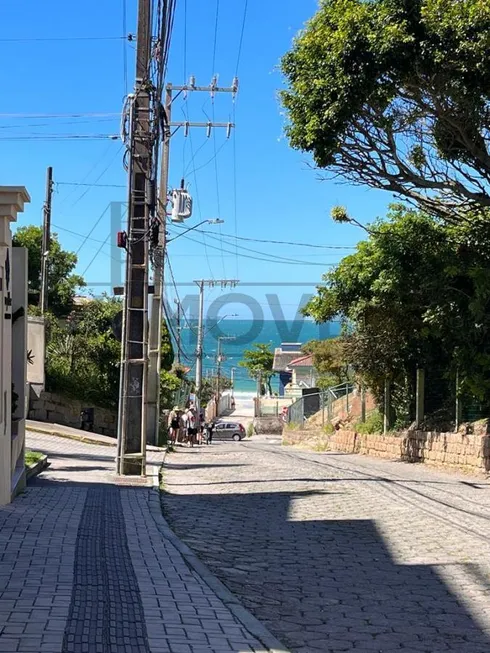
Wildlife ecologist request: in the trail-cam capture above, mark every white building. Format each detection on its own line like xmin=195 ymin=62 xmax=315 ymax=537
xmin=0 ymin=186 xmax=30 ymax=505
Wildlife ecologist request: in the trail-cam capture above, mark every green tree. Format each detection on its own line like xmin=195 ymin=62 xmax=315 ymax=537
xmin=13 ymin=225 xmax=85 ymax=316
xmin=303 ymin=338 xmax=351 ymax=388
xmin=281 ymin=0 xmax=490 ymax=221
xmin=46 ymin=296 xmax=122 ymax=407
xmin=304 ymin=205 xmax=490 ymax=421
xmin=239 ymin=343 xmax=275 ymax=395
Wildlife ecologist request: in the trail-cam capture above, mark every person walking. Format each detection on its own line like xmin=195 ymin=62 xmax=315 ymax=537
xmin=168 ymin=407 xmax=180 ymax=445
xmin=186 ymin=404 xmax=198 ymax=447
xmin=205 ymin=419 xmax=215 ymax=445
xmin=181 ymin=409 xmax=189 ymax=446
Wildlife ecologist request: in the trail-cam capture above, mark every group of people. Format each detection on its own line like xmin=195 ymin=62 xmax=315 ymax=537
xmin=168 ymin=404 xmax=216 ymax=447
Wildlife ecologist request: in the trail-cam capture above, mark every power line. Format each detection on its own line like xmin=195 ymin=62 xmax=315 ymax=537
xmin=211 ymin=0 xmax=220 ymax=73
xmin=187 ymin=229 xmax=338 ymax=265
xmin=179 ymin=232 xmax=335 ymax=266
xmin=0 ymin=134 xmax=119 ymax=141
xmin=172 ymin=225 xmax=356 ymax=250
xmin=0 ymin=112 xmax=120 ymax=118
xmin=122 ymin=0 xmax=129 ymax=95
xmin=56 ymin=181 xmax=126 ymax=188
xmin=70 ymin=144 xmax=125 ymax=208
xmin=1 ymin=35 xmax=129 ymax=43
xmin=235 ymin=0 xmax=249 ymax=75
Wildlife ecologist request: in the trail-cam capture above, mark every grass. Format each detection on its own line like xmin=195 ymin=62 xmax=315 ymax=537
xmin=25 ymin=450 xmax=44 ymax=467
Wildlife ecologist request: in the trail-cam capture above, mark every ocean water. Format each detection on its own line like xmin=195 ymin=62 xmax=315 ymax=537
xmin=179 ymin=319 xmax=340 ymax=392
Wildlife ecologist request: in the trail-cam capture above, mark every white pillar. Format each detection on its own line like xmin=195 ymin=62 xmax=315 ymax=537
xmin=0 ymin=187 xmax=30 ymax=505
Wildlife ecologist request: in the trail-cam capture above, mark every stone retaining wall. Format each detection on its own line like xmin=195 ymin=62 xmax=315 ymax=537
xmin=283 ymin=428 xmax=490 ymax=475
xmin=28 ymin=391 xmax=117 ymax=437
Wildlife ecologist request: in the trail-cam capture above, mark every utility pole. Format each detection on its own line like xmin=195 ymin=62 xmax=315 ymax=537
xmin=39 ymin=166 xmax=53 ymax=315
xmin=194 ymin=279 xmax=239 ymax=413
xmin=175 ymin=299 xmax=181 ymax=364
xmin=146 ymin=86 xmax=172 ymax=445
xmin=146 ymin=78 xmax=237 ymax=442
xmin=117 ymin=0 xmax=152 ymax=475
xmin=216 ymin=336 xmax=235 ymax=413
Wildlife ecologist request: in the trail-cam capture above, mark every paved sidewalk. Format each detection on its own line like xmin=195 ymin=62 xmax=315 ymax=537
xmin=162 ymin=437 xmax=490 ymax=653
xmin=0 ymin=432 xmax=274 ymax=653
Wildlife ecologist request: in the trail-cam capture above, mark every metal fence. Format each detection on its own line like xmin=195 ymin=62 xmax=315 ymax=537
xmin=287 ymin=383 xmax=355 ymax=429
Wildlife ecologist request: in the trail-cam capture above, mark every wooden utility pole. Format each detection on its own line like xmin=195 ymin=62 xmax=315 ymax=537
xmin=117 ymin=0 xmax=152 ymax=475
xmin=39 ymin=166 xmax=53 ymax=314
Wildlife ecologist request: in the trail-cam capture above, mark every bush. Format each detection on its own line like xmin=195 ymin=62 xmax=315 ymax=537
xmin=323 ymin=423 xmax=334 ymax=434
xmin=355 ymin=410 xmax=383 ymax=434
xmin=246 ymin=422 xmax=254 ymax=437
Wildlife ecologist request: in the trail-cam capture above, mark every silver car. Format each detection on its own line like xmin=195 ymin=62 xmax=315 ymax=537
xmin=213 ymin=421 xmax=246 ymax=441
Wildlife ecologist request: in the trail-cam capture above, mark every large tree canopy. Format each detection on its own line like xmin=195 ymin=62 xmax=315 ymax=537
xmin=281 ymin=0 xmax=490 ymax=221
xmin=304 ymin=205 xmax=490 ymax=421
xmin=13 ymin=225 xmax=85 ymax=316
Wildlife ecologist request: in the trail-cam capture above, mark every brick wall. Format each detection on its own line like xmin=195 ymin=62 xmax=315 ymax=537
xmin=28 ymin=391 xmax=117 ymax=437
xmin=284 ymin=428 xmax=490 ymax=475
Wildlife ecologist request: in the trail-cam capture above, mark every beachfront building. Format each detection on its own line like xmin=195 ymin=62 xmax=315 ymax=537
xmin=272 ymin=342 xmax=303 ymax=396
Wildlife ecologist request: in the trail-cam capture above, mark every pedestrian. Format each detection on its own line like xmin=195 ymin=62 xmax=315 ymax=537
xmin=186 ymin=404 xmax=198 ymax=447
xmin=198 ymin=410 xmax=205 ymax=445
xmin=205 ymin=419 xmax=215 ymax=445
xmin=168 ymin=406 xmax=180 ymax=445
xmin=181 ymin=409 xmax=189 ymax=445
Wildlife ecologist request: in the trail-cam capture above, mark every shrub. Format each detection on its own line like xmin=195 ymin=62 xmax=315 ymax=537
xmin=355 ymin=410 xmax=383 ymax=434
xmin=246 ymin=422 xmax=254 ymax=437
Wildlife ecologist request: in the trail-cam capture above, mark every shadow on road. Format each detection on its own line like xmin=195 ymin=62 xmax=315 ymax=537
xmin=162 ymin=487 xmax=490 ymax=652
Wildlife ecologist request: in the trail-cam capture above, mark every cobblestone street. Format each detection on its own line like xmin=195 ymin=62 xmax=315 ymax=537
xmin=161 ymin=437 xmax=490 ymax=653
xmin=0 ymin=432 xmax=269 ymax=653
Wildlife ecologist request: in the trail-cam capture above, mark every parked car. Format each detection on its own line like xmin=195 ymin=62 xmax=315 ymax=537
xmin=213 ymin=421 xmax=246 ymax=441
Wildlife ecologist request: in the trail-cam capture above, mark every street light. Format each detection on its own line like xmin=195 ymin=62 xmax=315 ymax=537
xmin=167 ymin=218 xmax=224 ymax=243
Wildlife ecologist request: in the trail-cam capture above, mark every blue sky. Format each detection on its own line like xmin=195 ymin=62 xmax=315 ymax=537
xmin=1 ymin=0 xmax=392 ymax=321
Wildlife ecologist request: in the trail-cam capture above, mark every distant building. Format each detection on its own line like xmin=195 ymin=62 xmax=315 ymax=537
xmin=286 ymin=354 xmax=317 ymax=390
xmin=272 ymin=343 xmax=303 ymax=396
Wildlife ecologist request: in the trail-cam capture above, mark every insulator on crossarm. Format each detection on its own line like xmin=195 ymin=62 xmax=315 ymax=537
xmin=184 ymin=121 xmax=190 ymax=137
xmin=232 ymin=77 xmax=239 ymax=99
xmin=189 ymin=75 xmax=196 ymax=89
xmin=210 ymin=75 xmax=218 ymax=98
xmin=206 ymin=123 xmax=212 ymax=138
xmin=226 ymin=123 xmax=232 ymax=139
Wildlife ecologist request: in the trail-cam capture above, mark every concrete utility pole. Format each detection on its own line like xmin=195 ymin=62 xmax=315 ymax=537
xmin=216 ymin=336 xmax=235 ymax=412
xmin=174 ymin=299 xmax=181 ymax=364
xmin=146 ymin=78 xmax=237 ymax=443
xmin=117 ymin=0 xmax=152 ymax=475
xmin=231 ymin=367 xmax=236 ymax=400
xmin=146 ymin=86 xmax=172 ymax=446
xmin=194 ymin=279 xmax=239 ymax=412
xmin=39 ymin=166 xmax=53 ymax=315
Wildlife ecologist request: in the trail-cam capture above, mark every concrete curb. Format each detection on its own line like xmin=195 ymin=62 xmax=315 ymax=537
xmin=149 ymin=458 xmax=290 ymax=653
xmin=26 ymin=454 xmax=48 ymax=480
xmin=27 ymin=424 xmax=167 ymax=454
xmin=27 ymin=425 xmax=116 ymax=448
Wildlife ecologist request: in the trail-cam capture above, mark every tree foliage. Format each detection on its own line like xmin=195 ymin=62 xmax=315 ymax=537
xmin=239 ymin=343 xmax=275 ymax=395
xmin=304 ymin=205 xmax=490 ymax=421
xmin=281 ymin=0 xmax=490 ymax=221
xmin=46 ymin=296 xmax=122 ymax=407
xmin=13 ymin=225 xmax=85 ymax=316
xmin=303 ymin=338 xmax=351 ymax=388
